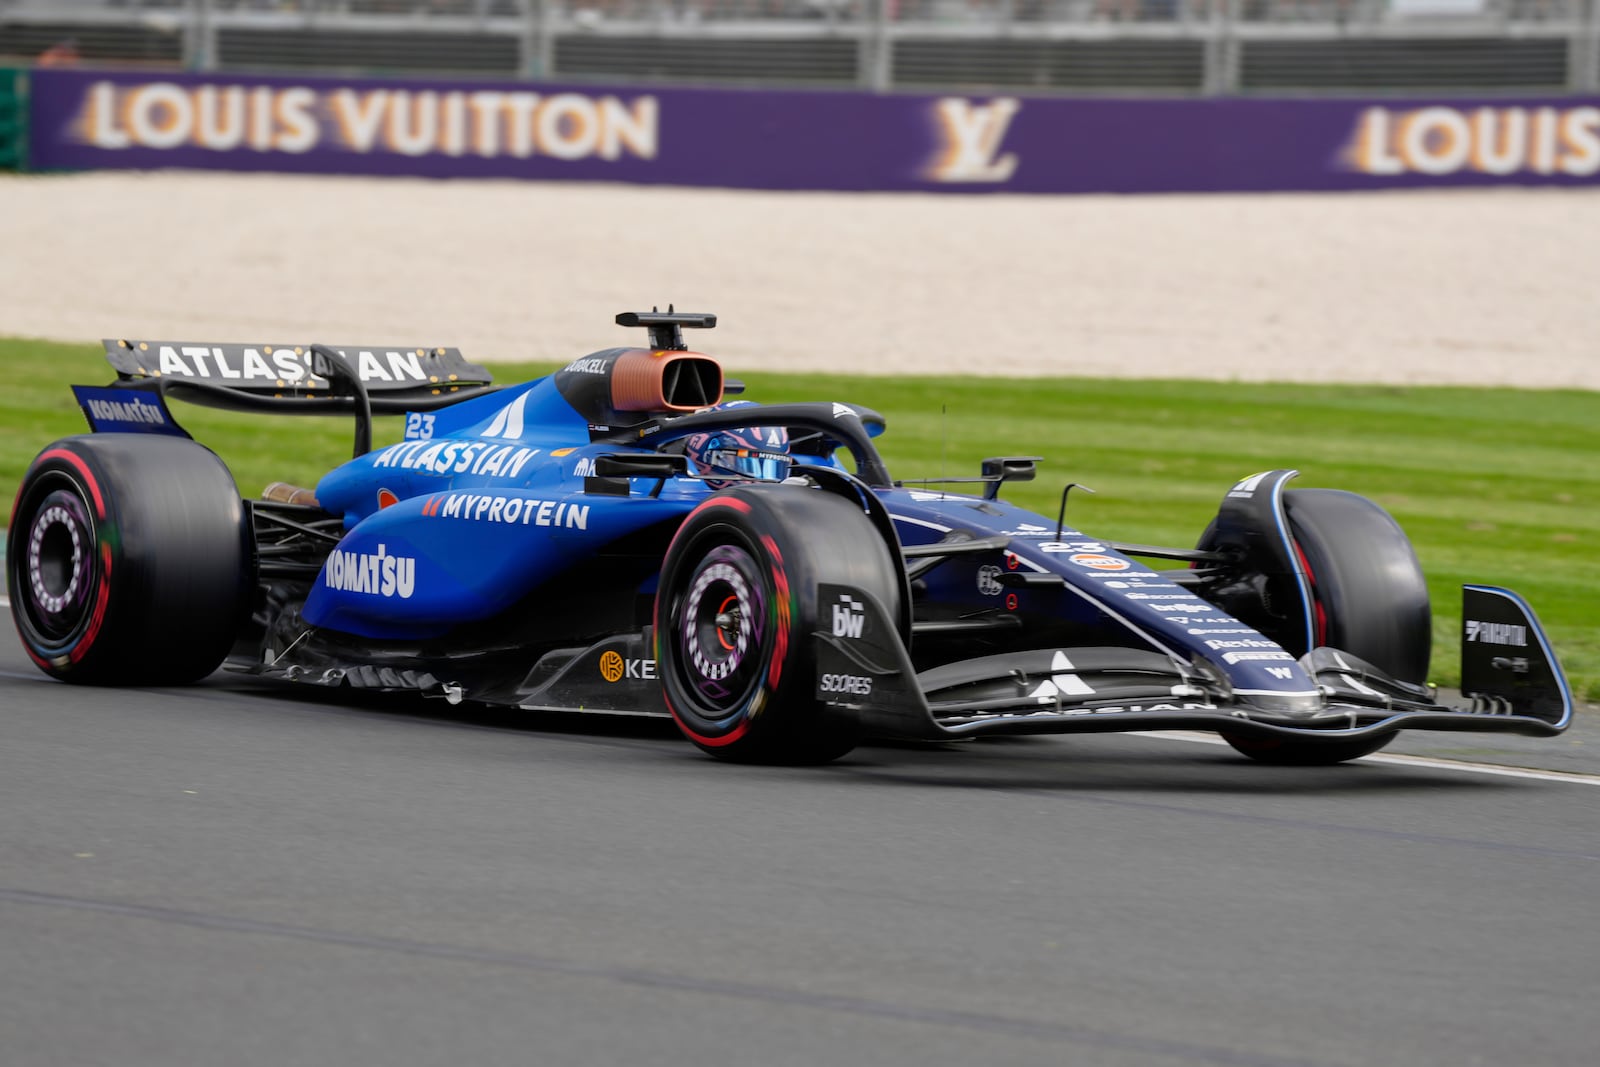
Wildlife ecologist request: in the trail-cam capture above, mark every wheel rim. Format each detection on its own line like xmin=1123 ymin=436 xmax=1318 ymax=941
xmin=673 ymin=540 xmax=770 ymax=723
xmin=17 ymin=482 xmax=99 ymax=647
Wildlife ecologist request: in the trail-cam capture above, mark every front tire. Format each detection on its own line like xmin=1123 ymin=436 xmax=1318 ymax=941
xmin=8 ymin=435 xmax=252 ymax=685
xmin=1223 ymin=488 xmax=1430 ymax=766
xmin=655 ymin=485 xmax=903 ymax=764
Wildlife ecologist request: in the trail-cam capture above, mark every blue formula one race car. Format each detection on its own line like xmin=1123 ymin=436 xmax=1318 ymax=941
xmin=8 ymin=310 xmax=1574 ymax=765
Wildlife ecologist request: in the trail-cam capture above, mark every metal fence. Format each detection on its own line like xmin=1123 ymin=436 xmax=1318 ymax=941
xmin=2 ymin=0 xmax=1597 ymax=93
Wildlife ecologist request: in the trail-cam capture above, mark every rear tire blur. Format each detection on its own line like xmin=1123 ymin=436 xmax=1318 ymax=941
xmin=8 ymin=435 xmax=252 ymax=685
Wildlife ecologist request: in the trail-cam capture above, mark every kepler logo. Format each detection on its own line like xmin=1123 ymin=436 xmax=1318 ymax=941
xmin=1466 ymin=620 xmax=1528 ymax=647
xmin=832 ymin=595 xmax=865 ymax=639
xmin=599 ymin=651 xmax=655 ymax=683
xmin=324 ymin=544 xmax=415 ymax=599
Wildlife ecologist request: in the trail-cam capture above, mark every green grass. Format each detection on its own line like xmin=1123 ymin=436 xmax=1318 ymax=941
xmin=5 ymin=337 xmax=1597 ymax=702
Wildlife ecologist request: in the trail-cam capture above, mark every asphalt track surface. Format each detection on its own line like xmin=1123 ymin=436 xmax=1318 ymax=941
xmin=3 ymin=615 xmax=1598 ymax=1067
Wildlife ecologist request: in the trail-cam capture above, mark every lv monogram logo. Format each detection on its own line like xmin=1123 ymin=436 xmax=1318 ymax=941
xmin=925 ymin=97 xmax=1021 ymax=183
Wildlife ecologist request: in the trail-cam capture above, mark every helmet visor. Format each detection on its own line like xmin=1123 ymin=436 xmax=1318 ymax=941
xmin=703 ymin=446 xmax=791 ymax=483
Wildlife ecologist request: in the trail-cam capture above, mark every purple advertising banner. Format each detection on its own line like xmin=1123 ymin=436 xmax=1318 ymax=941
xmin=26 ymin=67 xmax=1600 ymax=194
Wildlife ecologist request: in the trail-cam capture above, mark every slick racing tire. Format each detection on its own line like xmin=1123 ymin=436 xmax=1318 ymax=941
xmin=655 ymin=485 xmax=903 ymax=765
xmin=1223 ymin=488 xmax=1431 ymax=766
xmin=8 ymin=435 xmax=252 ymax=685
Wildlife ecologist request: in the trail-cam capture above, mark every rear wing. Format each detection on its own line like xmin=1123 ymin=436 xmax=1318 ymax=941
xmin=89 ymin=339 xmax=500 ymax=457
xmin=101 ymin=339 xmax=496 ymax=410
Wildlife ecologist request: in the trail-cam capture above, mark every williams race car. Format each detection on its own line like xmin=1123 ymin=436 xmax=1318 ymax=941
xmin=8 ymin=310 xmax=1573 ymax=765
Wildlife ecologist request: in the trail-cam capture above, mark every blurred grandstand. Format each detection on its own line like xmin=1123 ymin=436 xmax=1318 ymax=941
xmin=0 ymin=0 xmax=1596 ymax=94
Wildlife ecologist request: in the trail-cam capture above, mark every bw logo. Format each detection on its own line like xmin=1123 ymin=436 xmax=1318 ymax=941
xmin=832 ymin=595 xmax=865 ymax=639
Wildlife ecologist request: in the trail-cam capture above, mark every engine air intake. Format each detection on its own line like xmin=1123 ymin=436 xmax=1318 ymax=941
xmin=612 ymin=350 xmax=724 ymax=413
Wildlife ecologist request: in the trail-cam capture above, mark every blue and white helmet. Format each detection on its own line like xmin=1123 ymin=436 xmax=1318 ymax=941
xmin=685 ymin=403 xmax=791 ymax=491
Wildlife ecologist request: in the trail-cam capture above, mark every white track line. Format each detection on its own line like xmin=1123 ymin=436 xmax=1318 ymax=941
xmin=1139 ymin=730 xmax=1600 ymax=785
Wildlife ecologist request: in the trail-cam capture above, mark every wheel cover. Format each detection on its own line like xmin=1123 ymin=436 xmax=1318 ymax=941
xmin=17 ymin=483 xmax=99 ymax=647
xmin=674 ymin=542 xmax=769 ymax=723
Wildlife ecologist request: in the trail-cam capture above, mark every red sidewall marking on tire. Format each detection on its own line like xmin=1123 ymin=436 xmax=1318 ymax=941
xmin=68 ymin=541 xmax=114 ymax=664
xmin=1292 ymin=541 xmax=1327 ymax=648
xmin=661 ymin=494 xmax=753 ymax=559
xmin=672 ymin=713 xmax=752 ymax=749
xmin=760 ymin=534 xmax=788 ymax=692
xmin=38 ymin=449 xmax=106 ymax=519
xmin=19 ymin=450 xmax=112 ymax=667
xmin=657 ymin=494 xmax=759 ymax=747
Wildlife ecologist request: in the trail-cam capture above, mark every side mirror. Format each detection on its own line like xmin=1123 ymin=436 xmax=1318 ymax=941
xmin=981 ymin=456 xmax=1040 ymax=500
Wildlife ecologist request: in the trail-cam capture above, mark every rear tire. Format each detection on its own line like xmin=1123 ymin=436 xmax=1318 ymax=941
xmin=8 ymin=435 xmax=252 ymax=685
xmin=1223 ymin=488 xmax=1430 ymax=766
xmin=655 ymin=485 xmax=902 ymax=764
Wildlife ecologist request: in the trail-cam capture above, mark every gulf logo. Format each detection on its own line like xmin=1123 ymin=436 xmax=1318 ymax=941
xmin=1068 ymin=552 xmax=1129 ymax=572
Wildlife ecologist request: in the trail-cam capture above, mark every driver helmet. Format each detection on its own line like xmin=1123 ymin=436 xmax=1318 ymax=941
xmin=685 ymin=403 xmax=791 ymax=491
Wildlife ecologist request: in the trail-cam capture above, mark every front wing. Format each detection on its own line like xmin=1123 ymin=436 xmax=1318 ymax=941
xmin=814 ymin=584 xmax=1573 ymax=744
